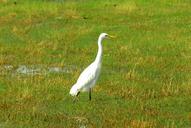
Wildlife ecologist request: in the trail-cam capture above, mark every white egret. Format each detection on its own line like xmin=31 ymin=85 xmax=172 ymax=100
xmin=69 ymin=33 xmax=114 ymax=100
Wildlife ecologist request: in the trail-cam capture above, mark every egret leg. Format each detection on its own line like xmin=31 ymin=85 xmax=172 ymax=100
xmin=77 ymin=91 xmax=80 ymax=97
xmin=89 ymin=88 xmax=91 ymax=101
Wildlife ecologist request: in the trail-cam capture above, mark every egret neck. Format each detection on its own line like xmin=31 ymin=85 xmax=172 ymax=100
xmin=95 ymin=35 xmax=103 ymax=64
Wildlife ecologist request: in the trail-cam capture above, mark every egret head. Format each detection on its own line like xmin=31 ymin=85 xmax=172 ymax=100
xmin=100 ymin=33 xmax=108 ymax=39
xmin=99 ymin=33 xmax=115 ymax=40
xmin=69 ymin=84 xmax=80 ymax=96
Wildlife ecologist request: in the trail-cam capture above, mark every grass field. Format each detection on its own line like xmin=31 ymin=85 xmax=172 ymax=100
xmin=0 ymin=0 xmax=191 ymax=127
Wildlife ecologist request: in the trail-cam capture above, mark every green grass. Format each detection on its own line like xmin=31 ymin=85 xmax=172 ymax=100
xmin=0 ymin=0 xmax=191 ymax=127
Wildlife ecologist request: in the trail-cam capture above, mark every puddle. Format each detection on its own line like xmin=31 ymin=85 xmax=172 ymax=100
xmin=16 ymin=65 xmax=43 ymax=75
xmin=48 ymin=67 xmax=62 ymax=73
xmin=4 ymin=65 xmax=14 ymax=71
xmin=0 ymin=64 xmax=78 ymax=76
xmin=0 ymin=64 xmax=128 ymax=76
xmin=48 ymin=65 xmax=78 ymax=74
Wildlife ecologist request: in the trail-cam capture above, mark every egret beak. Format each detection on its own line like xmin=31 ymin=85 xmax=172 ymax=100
xmin=108 ymin=35 xmax=116 ymax=39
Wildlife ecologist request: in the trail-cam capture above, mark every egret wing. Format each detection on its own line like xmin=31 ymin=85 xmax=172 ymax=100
xmin=76 ymin=62 xmax=97 ymax=89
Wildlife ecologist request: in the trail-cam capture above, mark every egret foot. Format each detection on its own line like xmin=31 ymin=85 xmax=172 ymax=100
xmin=73 ymin=96 xmax=79 ymax=103
xmin=73 ymin=91 xmax=80 ymax=103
